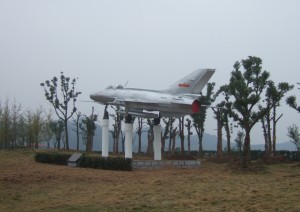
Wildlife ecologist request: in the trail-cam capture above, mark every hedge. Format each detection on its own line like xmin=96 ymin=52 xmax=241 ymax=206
xmin=35 ymin=152 xmax=132 ymax=171
xmin=35 ymin=152 xmax=71 ymax=165
xmin=79 ymin=155 xmax=132 ymax=171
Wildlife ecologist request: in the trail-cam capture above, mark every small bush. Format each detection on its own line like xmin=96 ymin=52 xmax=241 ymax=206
xmin=78 ymin=155 xmax=132 ymax=171
xmin=35 ymin=152 xmax=71 ymax=165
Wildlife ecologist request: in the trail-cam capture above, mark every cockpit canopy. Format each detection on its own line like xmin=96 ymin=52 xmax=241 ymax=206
xmin=105 ymin=85 xmax=124 ymax=90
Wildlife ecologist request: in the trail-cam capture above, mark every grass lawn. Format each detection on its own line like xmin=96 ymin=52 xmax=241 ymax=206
xmin=0 ymin=150 xmax=299 ymax=211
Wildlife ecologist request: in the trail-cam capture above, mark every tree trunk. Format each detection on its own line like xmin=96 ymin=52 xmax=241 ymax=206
xmin=171 ymin=136 xmax=176 ymax=153
xmin=196 ymin=128 xmax=203 ymax=157
xmin=168 ymin=136 xmax=172 ymax=152
xmin=242 ymin=128 xmax=251 ymax=168
xmin=57 ymin=136 xmax=61 ymax=150
xmin=179 ymin=117 xmax=185 ymax=154
xmin=64 ymin=120 xmax=69 ymax=150
xmin=261 ymin=117 xmax=270 ymax=160
xmin=147 ymin=133 xmax=153 ymax=154
xmin=76 ymin=120 xmax=80 ymax=151
xmin=138 ymin=131 xmax=142 ymax=153
xmin=187 ymin=128 xmax=191 ymax=153
xmin=216 ymin=110 xmax=223 ymax=158
xmin=86 ymin=135 xmax=91 ymax=152
xmin=266 ymin=113 xmax=272 ymax=156
xmin=137 ymin=118 xmax=143 ymax=153
xmin=217 ymin=119 xmax=222 ymax=158
xmin=272 ymin=110 xmax=282 ymax=154
xmin=161 ymin=133 xmax=165 ymax=153
xmin=224 ymin=121 xmax=231 ymax=154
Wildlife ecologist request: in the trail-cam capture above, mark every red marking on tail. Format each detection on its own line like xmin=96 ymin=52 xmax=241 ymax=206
xmin=178 ymin=83 xmax=190 ymax=87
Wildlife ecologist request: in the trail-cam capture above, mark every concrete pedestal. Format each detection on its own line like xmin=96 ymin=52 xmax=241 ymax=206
xmin=153 ymin=125 xmax=162 ymax=160
xmin=101 ymin=119 xmax=109 ymax=157
xmin=125 ymin=123 xmax=133 ymax=159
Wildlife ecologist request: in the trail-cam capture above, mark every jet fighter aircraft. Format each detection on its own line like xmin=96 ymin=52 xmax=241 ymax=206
xmin=90 ymin=69 xmax=215 ymax=122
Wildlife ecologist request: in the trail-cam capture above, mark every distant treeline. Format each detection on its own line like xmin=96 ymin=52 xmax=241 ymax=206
xmin=0 ymin=99 xmax=51 ymax=150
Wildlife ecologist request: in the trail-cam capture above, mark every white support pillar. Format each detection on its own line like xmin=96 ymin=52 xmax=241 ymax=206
xmin=153 ymin=125 xmax=162 ymax=160
xmin=125 ymin=123 xmax=133 ymax=159
xmin=101 ymin=119 xmax=109 ymax=157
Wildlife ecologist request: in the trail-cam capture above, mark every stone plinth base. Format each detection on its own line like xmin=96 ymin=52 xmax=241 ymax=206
xmin=132 ymin=160 xmax=201 ymax=169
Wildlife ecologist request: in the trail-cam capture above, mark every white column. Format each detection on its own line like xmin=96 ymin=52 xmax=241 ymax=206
xmin=125 ymin=123 xmax=133 ymax=159
xmin=101 ymin=119 xmax=109 ymax=157
xmin=153 ymin=125 xmax=162 ymax=160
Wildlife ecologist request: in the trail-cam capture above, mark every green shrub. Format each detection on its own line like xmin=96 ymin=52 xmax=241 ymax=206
xmin=35 ymin=152 xmax=71 ymax=165
xmin=79 ymin=155 xmax=132 ymax=171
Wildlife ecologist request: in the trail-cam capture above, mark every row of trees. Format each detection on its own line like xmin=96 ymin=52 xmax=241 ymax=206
xmin=1 ymin=56 xmax=299 ymax=169
xmin=210 ymin=56 xmax=294 ymax=167
xmin=103 ymin=56 xmax=299 ymax=168
xmin=0 ymin=100 xmax=44 ymax=149
xmin=0 ymin=98 xmax=97 ymax=151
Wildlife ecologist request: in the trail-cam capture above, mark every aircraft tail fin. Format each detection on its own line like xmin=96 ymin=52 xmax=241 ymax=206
xmin=164 ymin=69 xmax=215 ymax=95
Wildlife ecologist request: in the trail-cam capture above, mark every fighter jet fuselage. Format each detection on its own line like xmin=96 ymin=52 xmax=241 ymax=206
xmin=90 ymin=69 xmax=215 ymax=118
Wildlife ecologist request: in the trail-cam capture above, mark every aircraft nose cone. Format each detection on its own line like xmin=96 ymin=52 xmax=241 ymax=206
xmin=90 ymin=93 xmax=98 ymax=101
xmin=90 ymin=91 xmax=114 ymax=104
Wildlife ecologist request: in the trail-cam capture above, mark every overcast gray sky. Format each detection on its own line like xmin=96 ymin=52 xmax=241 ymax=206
xmin=1 ymin=0 xmax=299 ymax=145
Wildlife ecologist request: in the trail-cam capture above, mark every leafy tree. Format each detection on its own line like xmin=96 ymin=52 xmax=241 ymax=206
xmin=11 ymin=99 xmax=22 ymax=148
xmin=0 ymin=100 xmax=12 ymax=149
xmin=40 ymin=72 xmax=81 ymax=150
xmin=211 ymin=85 xmax=234 ymax=156
xmin=192 ymin=82 xmax=215 ymax=156
xmin=262 ymin=81 xmax=293 ymax=157
xmin=223 ymin=106 xmax=233 ymax=154
xmin=49 ymin=120 xmax=64 ymax=149
xmin=213 ymin=106 xmax=223 ymax=158
xmin=235 ymin=130 xmax=244 ymax=156
xmin=287 ymin=124 xmax=300 ymax=154
xmin=17 ymin=115 xmax=27 ymax=148
xmin=80 ymin=107 xmax=97 ymax=153
xmin=43 ymin=111 xmax=54 ymax=149
xmin=25 ymin=107 xmax=44 ymax=149
xmin=286 ymin=82 xmax=300 ymax=113
xmin=221 ymin=56 xmax=270 ymax=168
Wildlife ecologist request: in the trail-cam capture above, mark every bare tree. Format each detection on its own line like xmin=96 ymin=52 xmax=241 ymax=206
xmin=72 ymin=111 xmax=82 ymax=151
xmin=178 ymin=116 xmax=185 ymax=154
xmin=146 ymin=119 xmax=154 ymax=154
xmin=185 ymin=118 xmax=192 ymax=153
xmin=135 ymin=117 xmax=147 ymax=153
xmin=109 ymin=106 xmax=123 ymax=153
